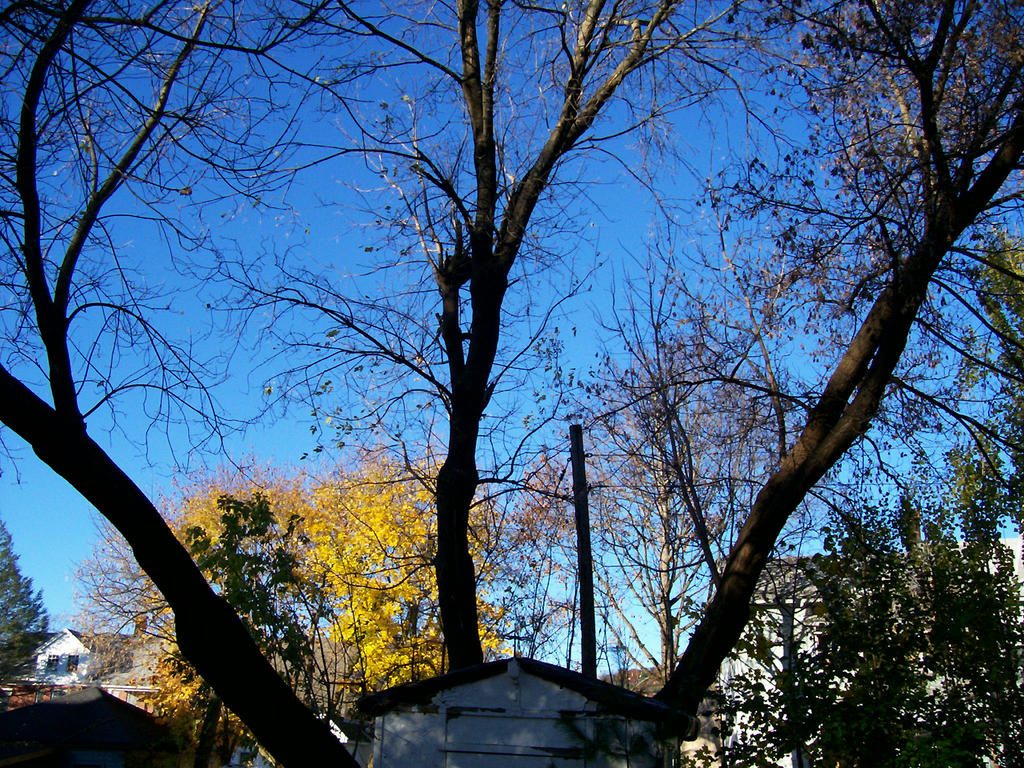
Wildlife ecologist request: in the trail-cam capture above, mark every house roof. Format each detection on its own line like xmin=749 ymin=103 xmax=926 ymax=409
xmin=0 ymin=687 xmax=173 ymax=750
xmin=357 ymin=657 xmax=697 ymax=734
xmin=33 ymin=630 xmax=88 ymax=657
xmin=752 ymin=555 xmax=818 ymax=607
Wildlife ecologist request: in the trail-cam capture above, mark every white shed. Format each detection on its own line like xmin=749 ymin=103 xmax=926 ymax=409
xmin=357 ymin=657 xmax=697 ymax=768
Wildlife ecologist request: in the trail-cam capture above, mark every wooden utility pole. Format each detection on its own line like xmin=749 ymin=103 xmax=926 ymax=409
xmin=569 ymin=424 xmax=597 ymax=678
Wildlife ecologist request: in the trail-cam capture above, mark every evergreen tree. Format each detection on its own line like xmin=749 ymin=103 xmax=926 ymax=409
xmin=0 ymin=519 xmax=48 ymax=684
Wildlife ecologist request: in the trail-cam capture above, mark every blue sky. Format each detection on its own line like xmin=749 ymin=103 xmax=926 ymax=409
xmin=3 ymin=459 xmax=100 ymax=625
xmin=0 ymin=394 xmax=331 ymax=624
xmin=0 ymin=5 xmax=807 ymax=644
xmin=0 ymin=162 xmax=692 ymax=628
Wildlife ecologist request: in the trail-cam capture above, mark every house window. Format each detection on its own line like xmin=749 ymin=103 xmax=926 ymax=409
xmin=45 ymin=655 xmax=59 ymax=671
xmin=67 ymin=655 xmax=79 ymax=673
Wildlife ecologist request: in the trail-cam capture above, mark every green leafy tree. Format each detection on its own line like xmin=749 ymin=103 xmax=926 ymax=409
xmin=185 ymin=496 xmax=319 ymax=706
xmin=0 ymin=519 xmax=48 ymax=684
xmin=713 ymin=498 xmax=1024 ymax=768
xmin=181 ymin=493 xmax=335 ymax=768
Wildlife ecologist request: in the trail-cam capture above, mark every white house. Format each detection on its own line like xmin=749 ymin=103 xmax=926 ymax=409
xmin=29 ymin=629 xmax=93 ymax=686
xmin=3 ymin=629 xmax=159 ymax=710
xmin=358 ymin=657 xmax=698 ymax=768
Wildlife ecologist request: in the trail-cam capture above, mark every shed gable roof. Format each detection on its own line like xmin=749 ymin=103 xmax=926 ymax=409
xmin=358 ymin=657 xmax=696 ymax=734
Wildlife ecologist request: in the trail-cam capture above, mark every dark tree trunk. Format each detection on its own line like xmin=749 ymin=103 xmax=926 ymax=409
xmin=0 ymin=367 xmax=359 ymax=768
xmin=193 ymin=692 xmax=222 ymax=768
xmin=435 ymin=445 xmax=483 ymax=670
xmin=434 ymin=263 xmax=508 ymax=669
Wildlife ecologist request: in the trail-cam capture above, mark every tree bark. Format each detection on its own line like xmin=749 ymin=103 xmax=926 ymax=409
xmin=435 ymin=430 xmax=484 ymax=669
xmin=193 ymin=692 xmax=222 ymax=768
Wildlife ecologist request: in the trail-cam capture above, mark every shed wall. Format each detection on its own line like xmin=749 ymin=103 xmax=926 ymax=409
xmin=373 ymin=671 xmax=665 ymax=768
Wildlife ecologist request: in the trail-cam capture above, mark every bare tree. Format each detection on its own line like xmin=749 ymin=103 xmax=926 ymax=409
xmin=4 ymin=0 xmax=1021 ymax=760
xmin=658 ymin=0 xmax=1024 ymax=713
xmin=0 ymin=2 xmax=356 ymax=765
xmin=231 ymin=0 xmax=747 ymax=672
xmin=582 ymin=242 xmax=798 ymax=688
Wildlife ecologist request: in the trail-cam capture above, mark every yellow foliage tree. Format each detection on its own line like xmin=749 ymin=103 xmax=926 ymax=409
xmin=305 ymin=460 xmax=507 ymax=693
xmin=308 ymin=467 xmax=439 ymax=690
xmin=79 ymin=457 xmax=510 ymax=763
xmin=168 ymin=458 xmax=507 ymax=698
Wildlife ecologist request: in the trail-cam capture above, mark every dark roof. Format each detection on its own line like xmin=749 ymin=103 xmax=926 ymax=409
xmin=0 ymin=687 xmax=173 ymax=750
xmin=357 ymin=657 xmax=697 ymax=734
